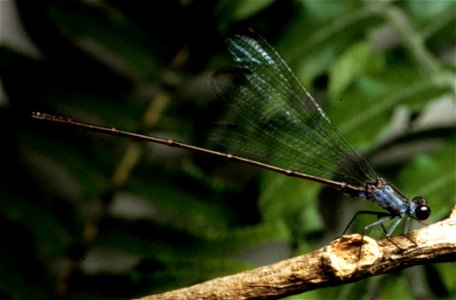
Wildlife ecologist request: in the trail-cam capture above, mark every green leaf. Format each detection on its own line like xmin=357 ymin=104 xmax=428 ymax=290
xmin=124 ymin=176 xmax=234 ymax=231
xmin=433 ymin=263 xmax=456 ymax=298
xmin=230 ymin=0 xmax=276 ymax=21
xmin=407 ymin=0 xmax=455 ymax=23
xmin=48 ymin=1 xmax=161 ymax=80
xmin=20 ymin=133 xmax=108 ymax=199
xmin=328 ymin=42 xmax=372 ymax=98
xmin=0 ymin=189 xmax=72 ymax=258
xmin=295 ymin=45 xmax=337 ymax=86
xmin=258 ymin=173 xmax=324 ymax=236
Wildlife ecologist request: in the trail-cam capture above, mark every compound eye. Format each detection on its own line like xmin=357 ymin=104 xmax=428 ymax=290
xmin=413 ymin=197 xmax=431 ymax=220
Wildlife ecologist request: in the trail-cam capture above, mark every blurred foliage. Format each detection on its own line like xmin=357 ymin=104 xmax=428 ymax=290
xmin=1 ymin=0 xmax=455 ymax=299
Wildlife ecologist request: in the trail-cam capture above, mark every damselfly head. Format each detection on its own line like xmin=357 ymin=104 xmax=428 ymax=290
xmin=412 ymin=196 xmax=431 ymax=221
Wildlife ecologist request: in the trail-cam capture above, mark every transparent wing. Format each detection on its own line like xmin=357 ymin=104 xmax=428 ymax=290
xmin=210 ymin=30 xmax=377 ymax=186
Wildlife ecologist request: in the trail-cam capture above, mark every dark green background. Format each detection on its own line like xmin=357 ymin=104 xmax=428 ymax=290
xmin=1 ymin=0 xmax=455 ymax=299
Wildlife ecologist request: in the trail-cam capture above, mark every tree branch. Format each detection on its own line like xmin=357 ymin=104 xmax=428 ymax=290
xmin=137 ymin=206 xmax=456 ymax=300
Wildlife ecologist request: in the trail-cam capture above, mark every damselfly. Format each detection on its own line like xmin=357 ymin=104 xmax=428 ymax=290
xmin=32 ymin=29 xmax=431 ymax=238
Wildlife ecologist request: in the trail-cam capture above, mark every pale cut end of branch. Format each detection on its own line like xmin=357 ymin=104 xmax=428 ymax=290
xmin=322 ymin=235 xmax=381 ymax=279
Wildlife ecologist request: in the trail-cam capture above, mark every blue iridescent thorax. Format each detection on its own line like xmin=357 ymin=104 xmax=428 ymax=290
xmin=352 ymin=178 xmax=430 ymax=236
xmin=361 ymin=179 xmax=414 ymax=217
